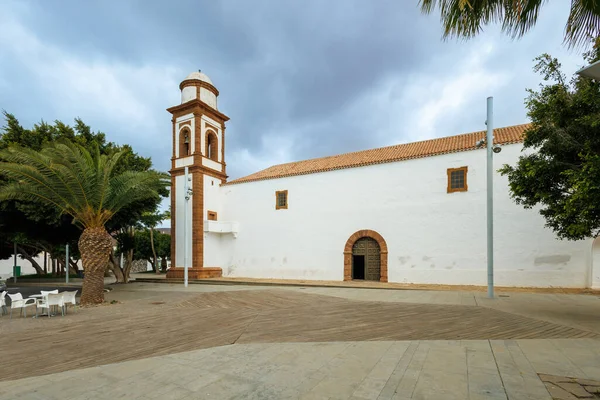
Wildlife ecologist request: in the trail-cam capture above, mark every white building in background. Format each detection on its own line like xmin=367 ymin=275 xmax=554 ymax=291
xmin=165 ymin=71 xmax=600 ymax=289
xmin=0 ymin=254 xmax=46 ymax=280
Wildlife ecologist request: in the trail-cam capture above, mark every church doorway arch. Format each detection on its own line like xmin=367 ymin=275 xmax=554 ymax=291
xmin=343 ymin=230 xmax=388 ymax=282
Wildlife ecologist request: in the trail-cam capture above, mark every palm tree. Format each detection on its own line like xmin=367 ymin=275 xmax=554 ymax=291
xmin=420 ymin=0 xmax=600 ymax=48
xmin=0 ymin=141 xmax=168 ymax=304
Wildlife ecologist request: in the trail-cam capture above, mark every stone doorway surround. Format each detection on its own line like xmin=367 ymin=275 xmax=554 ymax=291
xmin=344 ymin=229 xmax=388 ymax=282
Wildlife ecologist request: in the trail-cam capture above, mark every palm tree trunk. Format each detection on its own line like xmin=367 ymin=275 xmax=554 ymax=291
xmin=79 ymin=227 xmax=113 ymax=305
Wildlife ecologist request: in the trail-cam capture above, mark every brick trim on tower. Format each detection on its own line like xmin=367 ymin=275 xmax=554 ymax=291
xmin=194 ymin=113 xmax=202 ymax=155
xmin=221 ymin=126 xmax=227 ymax=176
xmin=179 ymin=79 xmax=219 ymax=96
xmin=192 ymin=172 xmax=204 ymax=268
xmin=167 ymin=100 xmax=229 ymax=123
xmin=343 ymin=229 xmax=388 ymax=282
xmin=171 ymin=164 xmax=227 ymax=181
xmin=171 ymin=118 xmax=176 ymax=159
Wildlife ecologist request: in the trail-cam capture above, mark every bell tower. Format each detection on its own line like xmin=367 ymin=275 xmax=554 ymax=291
xmin=166 ymin=70 xmax=229 ymax=279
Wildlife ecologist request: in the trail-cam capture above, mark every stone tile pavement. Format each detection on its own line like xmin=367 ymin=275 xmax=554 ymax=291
xmin=4 ymin=282 xmax=600 ymax=399
xmin=3 ymin=339 xmax=600 ymax=400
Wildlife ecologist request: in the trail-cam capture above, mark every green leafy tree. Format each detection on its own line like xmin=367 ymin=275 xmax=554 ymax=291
xmin=140 ymin=211 xmax=168 ymax=273
xmin=0 ymin=113 xmax=166 ymax=279
xmin=0 ymin=141 xmax=168 ymax=304
xmin=156 ymin=231 xmax=171 ymax=272
xmin=420 ymin=0 xmax=600 ymax=48
xmin=110 ymin=226 xmax=137 ymax=283
xmin=133 ymin=229 xmax=171 ymax=272
xmin=499 ymin=44 xmax=600 ymax=240
xmin=133 ymin=230 xmax=154 ymax=264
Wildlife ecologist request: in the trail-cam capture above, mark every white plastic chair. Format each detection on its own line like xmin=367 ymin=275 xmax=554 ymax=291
xmin=37 ymin=291 xmax=64 ymax=317
xmin=36 ymin=290 xmax=58 ymax=317
xmin=7 ymin=293 xmax=36 ymax=319
xmin=0 ymin=291 xmax=7 ymax=316
xmin=61 ymin=291 xmax=78 ymax=314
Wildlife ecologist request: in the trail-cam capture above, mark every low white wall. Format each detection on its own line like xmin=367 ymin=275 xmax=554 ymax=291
xmin=0 ymin=255 xmax=85 ymax=280
xmin=209 ymin=143 xmax=591 ymax=288
xmin=0 ymin=256 xmax=45 ymax=280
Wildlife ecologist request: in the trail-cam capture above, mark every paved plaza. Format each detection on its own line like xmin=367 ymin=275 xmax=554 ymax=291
xmin=1 ymin=282 xmax=599 ymax=399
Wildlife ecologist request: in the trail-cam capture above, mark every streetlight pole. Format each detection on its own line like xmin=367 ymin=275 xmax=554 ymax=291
xmin=65 ymin=243 xmax=69 ymax=284
xmin=13 ymin=242 xmax=17 ymax=284
xmin=183 ymin=166 xmax=190 ymax=288
xmin=486 ymin=97 xmax=494 ymax=299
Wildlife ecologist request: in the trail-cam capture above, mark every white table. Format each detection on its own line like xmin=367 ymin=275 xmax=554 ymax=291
xmin=29 ymin=294 xmax=53 ymax=317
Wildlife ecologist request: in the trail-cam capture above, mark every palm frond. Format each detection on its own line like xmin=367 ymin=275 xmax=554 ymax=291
xmin=420 ymin=0 xmax=600 ymax=48
xmin=566 ymin=0 xmax=600 ymax=49
xmin=102 ymin=171 xmax=169 ymax=225
xmin=0 ymin=142 xmax=168 ymax=229
xmin=0 ymin=148 xmax=78 ymax=209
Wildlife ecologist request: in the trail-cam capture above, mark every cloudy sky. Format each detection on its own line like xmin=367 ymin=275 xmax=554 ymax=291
xmin=0 ymin=1 xmax=586 ymax=183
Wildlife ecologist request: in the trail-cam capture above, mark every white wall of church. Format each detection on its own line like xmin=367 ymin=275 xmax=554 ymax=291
xmin=213 ymin=143 xmax=591 ymax=288
xmin=204 ymin=175 xmax=222 ymax=219
xmin=203 ymin=174 xmax=224 ymax=268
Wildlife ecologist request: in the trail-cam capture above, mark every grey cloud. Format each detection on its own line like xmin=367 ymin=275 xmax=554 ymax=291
xmin=0 ymin=0 xmax=586 ymax=182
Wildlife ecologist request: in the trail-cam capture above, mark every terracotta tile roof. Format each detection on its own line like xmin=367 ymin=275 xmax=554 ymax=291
xmin=224 ymin=123 xmax=530 ymax=186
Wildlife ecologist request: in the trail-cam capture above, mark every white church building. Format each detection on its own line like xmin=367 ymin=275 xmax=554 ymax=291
xmin=166 ymin=71 xmax=600 ymax=289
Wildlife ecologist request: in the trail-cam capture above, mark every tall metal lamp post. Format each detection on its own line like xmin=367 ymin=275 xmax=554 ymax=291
xmin=477 ymin=97 xmax=500 ymax=299
xmin=13 ymin=242 xmax=17 ymax=284
xmin=65 ymin=243 xmax=69 ymax=284
xmin=183 ymin=166 xmax=192 ymax=288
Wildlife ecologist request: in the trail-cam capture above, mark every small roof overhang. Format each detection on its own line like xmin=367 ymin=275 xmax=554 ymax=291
xmin=576 ymin=60 xmax=600 ymax=80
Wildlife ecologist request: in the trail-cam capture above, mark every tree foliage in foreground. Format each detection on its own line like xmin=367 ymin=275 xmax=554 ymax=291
xmin=420 ymin=0 xmax=600 ymax=48
xmin=0 ymin=113 xmax=168 ymax=280
xmin=0 ymin=140 xmax=168 ymax=304
xmin=499 ymin=44 xmax=600 ymax=240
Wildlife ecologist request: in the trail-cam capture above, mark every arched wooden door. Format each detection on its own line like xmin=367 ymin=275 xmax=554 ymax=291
xmin=352 ymin=237 xmax=381 ymax=281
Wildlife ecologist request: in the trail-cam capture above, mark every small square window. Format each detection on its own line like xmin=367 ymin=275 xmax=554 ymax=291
xmin=447 ymin=167 xmax=468 ymax=193
xmin=275 ymin=190 xmax=288 ymax=210
xmin=207 ymin=211 xmax=218 ymax=221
